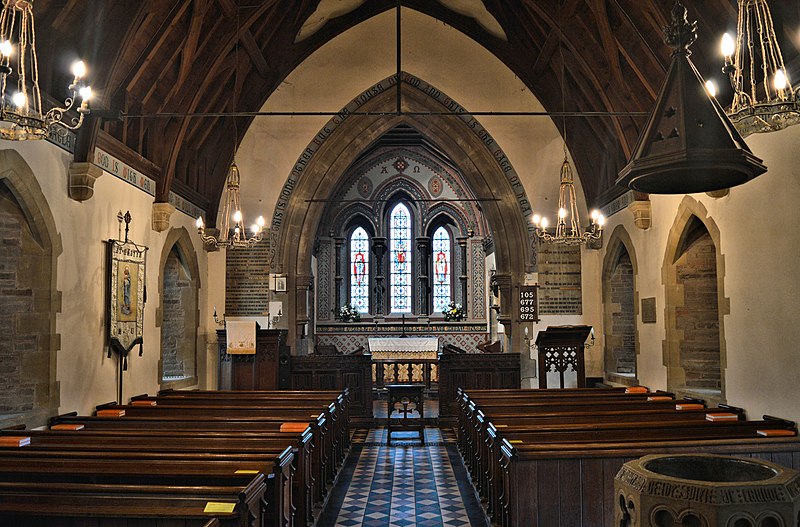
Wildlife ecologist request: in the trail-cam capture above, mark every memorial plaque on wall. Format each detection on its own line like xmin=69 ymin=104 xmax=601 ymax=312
xmin=641 ymin=297 xmax=657 ymax=323
xmin=537 ymin=243 xmax=582 ymax=315
xmin=519 ymin=285 xmax=539 ymax=322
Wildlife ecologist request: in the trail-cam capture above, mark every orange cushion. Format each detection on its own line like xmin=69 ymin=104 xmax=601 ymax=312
xmin=131 ymin=400 xmax=157 ymax=406
xmin=51 ymin=424 xmax=84 ymax=431
xmin=757 ymin=429 xmax=796 ymax=437
xmin=280 ymin=422 xmax=309 ymax=433
xmin=675 ymin=403 xmax=704 ymax=410
xmin=705 ymin=413 xmax=738 ymax=421
xmin=647 ymin=396 xmax=672 ymax=402
xmin=97 ymin=409 xmax=126 ymax=417
xmin=0 ymin=436 xmax=30 ymax=447
xmin=625 ymin=386 xmax=648 ymax=394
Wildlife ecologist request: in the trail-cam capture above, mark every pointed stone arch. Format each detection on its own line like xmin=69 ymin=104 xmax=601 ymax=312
xmin=156 ymin=227 xmax=201 ymax=389
xmin=662 ymin=196 xmax=730 ymax=403
xmin=270 ymin=73 xmax=534 ymax=349
xmin=0 ymin=149 xmax=63 ymax=428
xmin=602 ymin=225 xmax=639 ymax=385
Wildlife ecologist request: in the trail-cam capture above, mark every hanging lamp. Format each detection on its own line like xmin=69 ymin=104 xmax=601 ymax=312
xmin=616 ymin=2 xmax=766 ymax=194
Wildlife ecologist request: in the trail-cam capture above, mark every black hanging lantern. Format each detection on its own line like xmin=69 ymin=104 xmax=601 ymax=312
xmin=616 ymin=2 xmax=767 ymax=194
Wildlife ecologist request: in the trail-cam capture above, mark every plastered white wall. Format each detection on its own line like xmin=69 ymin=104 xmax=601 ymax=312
xmin=2 ymin=139 xmax=210 ymax=417
xmin=600 ymin=124 xmax=800 ymax=423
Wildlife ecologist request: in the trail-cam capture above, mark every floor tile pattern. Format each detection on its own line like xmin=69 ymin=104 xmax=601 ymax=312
xmin=329 ymin=428 xmax=486 ymax=527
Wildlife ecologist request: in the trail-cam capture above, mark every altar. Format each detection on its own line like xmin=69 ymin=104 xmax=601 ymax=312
xmin=368 ymin=336 xmax=439 ymax=359
xmin=368 ymin=337 xmax=439 ymax=386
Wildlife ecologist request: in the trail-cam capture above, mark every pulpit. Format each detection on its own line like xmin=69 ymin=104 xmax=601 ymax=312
xmin=535 ymin=325 xmax=591 ymax=389
xmin=217 ymin=327 xmax=290 ymax=390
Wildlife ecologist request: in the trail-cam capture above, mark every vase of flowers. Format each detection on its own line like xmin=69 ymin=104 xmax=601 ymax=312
xmin=333 ymin=304 xmax=361 ymax=323
xmin=442 ymin=302 xmax=466 ymax=322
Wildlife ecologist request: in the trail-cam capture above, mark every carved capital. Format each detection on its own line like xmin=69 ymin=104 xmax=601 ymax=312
xmin=627 ymin=200 xmax=652 ymax=230
xmin=151 ymin=202 xmax=176 ymax=232
xmin=201 ymin=228 xmax=220 ymax=252
xmin=67 ymin=162 xmax=103 ymax=202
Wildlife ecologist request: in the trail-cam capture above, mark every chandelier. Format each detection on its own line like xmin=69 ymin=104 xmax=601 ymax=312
xmin=720 ymin=0 xmax=800 ymax=136
xmin=196 ymin=162 xmax=265 ymax=249
xmin=532 ymin=151 xmax=605 ymax=245
xmin=0 ymin=0 xmax=91 ymax=140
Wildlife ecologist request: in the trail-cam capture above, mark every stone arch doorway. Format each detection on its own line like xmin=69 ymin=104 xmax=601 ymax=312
xmin=0 ymin=149 xmax=62 ymax=428
xmin=602 ymin=226 xmax=638 ymax=385
xmin=157 ymin=227 xmax=201 ymax=389
xmin=662 ymin=197 xmax=729 ymax=402
xmin=270 ymin=73 xmax=534 ymax=352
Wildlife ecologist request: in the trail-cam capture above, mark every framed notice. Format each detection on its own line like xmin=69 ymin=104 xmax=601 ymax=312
xmin=519 ymin=285 xmax=539 ymax=322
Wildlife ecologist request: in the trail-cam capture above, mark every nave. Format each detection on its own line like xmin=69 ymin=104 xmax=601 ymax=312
xmin=319 ymin=428 xmax=487 ymax=527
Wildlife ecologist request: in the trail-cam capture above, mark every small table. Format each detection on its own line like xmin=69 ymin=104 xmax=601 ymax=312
xmin=386 ymin=384 xmax=425 ymax=445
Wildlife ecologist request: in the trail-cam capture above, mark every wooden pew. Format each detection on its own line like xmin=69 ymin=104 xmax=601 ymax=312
xmin=0 ymin=447 xmax=294 ymax=527
xmin=0 ymin=478 xmax=264 ymax=527
xmin=1 ymin=427 xmax=316 ymax=527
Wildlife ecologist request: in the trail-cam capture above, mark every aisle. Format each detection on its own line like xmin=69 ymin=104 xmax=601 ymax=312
xmin=318 ymin=428 xmax=488 ymax=527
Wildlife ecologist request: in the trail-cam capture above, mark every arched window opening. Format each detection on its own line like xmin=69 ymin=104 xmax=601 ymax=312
xmin=161 ymin=245 xmax=197 ymax=384
xmin=432 ymin=226 xmax=452 ymax=313
xmin=390 ymin=203 xmax=412 ymax=313
xmin=349 ymin=226 xmax=370 ymax=313
xmin=674 ymin=217 xmax=720 ymax=393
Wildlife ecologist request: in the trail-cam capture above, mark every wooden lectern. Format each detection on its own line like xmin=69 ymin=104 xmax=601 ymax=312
xmin=535 ymin=325 xmax=592 ymax=389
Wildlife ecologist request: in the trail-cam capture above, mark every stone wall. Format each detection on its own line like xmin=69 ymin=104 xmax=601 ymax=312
xmin=607 ymin=250 xmax=635 ymax=376
xmin=675 ymin=232 xmax=720 ymax=391
xmin=0 ymin=185 xmax=52 ymax=422
xmin=161 ymin=249 xmax=196 ymax=381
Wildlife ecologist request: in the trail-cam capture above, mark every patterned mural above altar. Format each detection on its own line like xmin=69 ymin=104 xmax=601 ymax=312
xmin=316 ymin=323 xmax=489 ymax=355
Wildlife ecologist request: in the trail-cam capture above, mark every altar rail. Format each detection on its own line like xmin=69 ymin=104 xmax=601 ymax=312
xmin=373 ymin=359 xmax=438 ymax=389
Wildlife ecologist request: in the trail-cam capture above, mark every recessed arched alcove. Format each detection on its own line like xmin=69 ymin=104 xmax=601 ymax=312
xmin=662 ymin=197 xmax=729 ymax=403
xmin=156 ymin=227 xmax=201 ymax=389
xmin=0 ymin=149 xmax=62 ymax=428
xmin=602 ymin=225 xmax=638 ymax=385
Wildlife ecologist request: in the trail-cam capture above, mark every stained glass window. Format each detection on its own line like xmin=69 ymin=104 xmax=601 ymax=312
xmin=349 ymin=227 xmax=370 ymax=313
xmin=432 ymin=226 xmax=452 ymax=313
xmin=390 ymin=203 xmax=412 ymax=313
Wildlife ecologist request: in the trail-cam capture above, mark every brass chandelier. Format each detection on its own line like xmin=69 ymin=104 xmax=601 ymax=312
xmin=196 ymin=162 xmax=265 ymax=249
xmin=532 ymin=148 xmax=604 ymax=246
xmin=720 ymin=0 xmax=800 ymax=136
xmin=0 ymin=0 xmax=91 ymax=140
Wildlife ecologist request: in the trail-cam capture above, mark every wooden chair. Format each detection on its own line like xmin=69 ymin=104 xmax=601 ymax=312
xmin=386 ymin=384 xmax=425 ymax=445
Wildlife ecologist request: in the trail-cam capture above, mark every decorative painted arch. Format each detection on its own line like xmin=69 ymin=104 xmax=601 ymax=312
xmin=661 ymin=196 xmax=730 ymax=403
xmin=332 ymin=206 xmax=377 ymax=238
xmin=0 ymin=149 xmax=63 ymax=428
xmin=271 ymin=72 xmax=534 ymax=347
xmin=426 ymin=203 xmax=470 ymax=238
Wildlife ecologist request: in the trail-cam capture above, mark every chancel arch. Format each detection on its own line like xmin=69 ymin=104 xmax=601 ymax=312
xmin=602 ymin=225 xmax=639 ymax=386
xmin=272 ymin=74 xmax=532 ymax=352
xmin=156 ymin=227 xmax=201 ymax=389
xmin=662 ymin=197 xmax=730 ymax=404
xmin=0 ymin=149 xmax=62 ymax=428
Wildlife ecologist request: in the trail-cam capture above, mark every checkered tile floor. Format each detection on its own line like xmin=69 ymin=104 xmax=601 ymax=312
xmin=323 ymin=428 xmax=487 ymax=527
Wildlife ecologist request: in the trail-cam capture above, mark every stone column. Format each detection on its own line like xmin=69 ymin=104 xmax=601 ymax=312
xmin=334 ymin=237 xmax=344 ymax=310
xmin=494 ymin=272 xmax=513 ymax=352
xmin=295 ymin=274 xmax=314 ymax=347
xmin=457 ymin=236 xmax=468 ymax=313
xmin=416 ymin=236 xmax=430 ymax=315
xmin=371 ymin=237 xmax=387 ymax=315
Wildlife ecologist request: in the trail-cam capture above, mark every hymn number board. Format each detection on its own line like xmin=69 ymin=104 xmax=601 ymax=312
xmin=519 ymin=285 xmax=539 ymax=322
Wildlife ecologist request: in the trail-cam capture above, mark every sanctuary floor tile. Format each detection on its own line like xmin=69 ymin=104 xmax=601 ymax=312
xmin=320 ymin=428 xmax=487 ymax=527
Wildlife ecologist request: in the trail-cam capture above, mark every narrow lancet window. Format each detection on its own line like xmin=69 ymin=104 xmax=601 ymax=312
xmin=350 ymin=227 xmax=370 ymax=313
xmin=390 ymin=203 xmax=412 ymax=313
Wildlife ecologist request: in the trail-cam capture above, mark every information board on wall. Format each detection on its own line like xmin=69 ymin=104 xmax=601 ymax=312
xmin=538 ymin=243 xmax=582 ymax=315
xmin=519 ymin=285 xmax=539 ymax=322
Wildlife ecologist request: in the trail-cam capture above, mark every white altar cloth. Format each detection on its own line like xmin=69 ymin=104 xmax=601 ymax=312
xmin=368 ymin=337 xmax=439 ymax=359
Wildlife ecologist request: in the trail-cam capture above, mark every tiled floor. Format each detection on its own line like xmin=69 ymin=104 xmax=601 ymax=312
xmin=319 ymin=428 xmax=488 ymax=527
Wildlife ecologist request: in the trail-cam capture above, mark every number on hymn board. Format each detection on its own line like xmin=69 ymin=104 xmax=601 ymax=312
xmin=518 ymin=285 xmax=539 ymax=322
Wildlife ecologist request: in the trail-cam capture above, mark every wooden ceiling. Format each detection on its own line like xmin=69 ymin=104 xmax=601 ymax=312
xmin=31 ymin=0 xmax=800 ymax=218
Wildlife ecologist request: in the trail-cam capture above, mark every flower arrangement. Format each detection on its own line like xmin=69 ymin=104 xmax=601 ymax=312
xmin=333 ymin=304 xmax=361 ymax=323
xmin=442 ymin=301 xmax=466 ymax=322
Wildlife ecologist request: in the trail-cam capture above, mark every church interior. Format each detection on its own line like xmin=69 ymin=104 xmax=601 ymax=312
xmin=1 ymin=1 xmax=800 ymax=526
